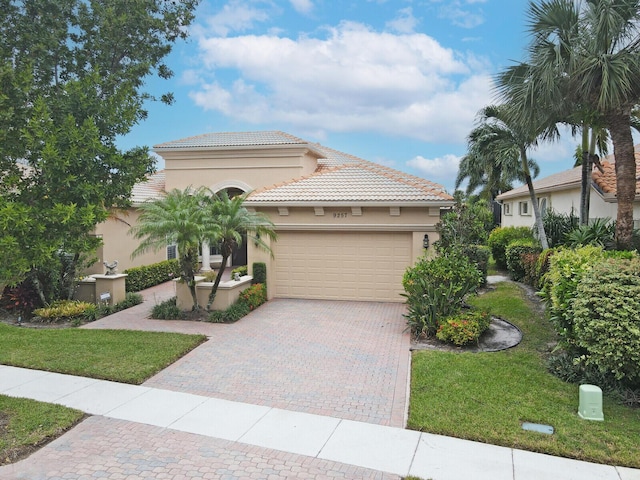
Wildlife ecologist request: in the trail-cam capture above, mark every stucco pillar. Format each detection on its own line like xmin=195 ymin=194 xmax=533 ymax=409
xmin=201 ymin=242 xmax=212 ymax=272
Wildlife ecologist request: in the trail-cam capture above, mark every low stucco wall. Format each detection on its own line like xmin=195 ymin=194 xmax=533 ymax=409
xmin=175 ymin=275 xmax=253 ymax=311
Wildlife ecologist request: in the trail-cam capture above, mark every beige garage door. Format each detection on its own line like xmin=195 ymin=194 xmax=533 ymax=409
xmin=273 ymin=231 xmax=412 ymax=302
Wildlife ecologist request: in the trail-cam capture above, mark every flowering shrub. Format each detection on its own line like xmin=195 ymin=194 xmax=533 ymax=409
xmin=238 ymin=283 xmax=267 ymax=311
xmin=436 ymin=310 xmax=492 ymax=346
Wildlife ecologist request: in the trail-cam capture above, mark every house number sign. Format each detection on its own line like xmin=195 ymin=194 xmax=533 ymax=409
xmin=333 ymin=212 xmax=348 ymax=219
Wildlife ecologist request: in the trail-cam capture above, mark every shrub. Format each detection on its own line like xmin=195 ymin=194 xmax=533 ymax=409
xmin=571 ymin=258 xmax=640 ymax=387
xmin=124 ymin=259 xmax=180 ymax=292
xmin=541 ymin=245 xmax=609 ymax=349
xmin=151 ymin=297 xmax=184 ymax=320
xmin=435 ymin=201 xmax=494 ymax=249
xmin=238 ymin=283 xmax=267 ymax=311
xmin=532 ymin=248 xmax=556 ymax=290
xmin=505 ymin=239 xmax=542 ymax=282
xmin=117 ymin=292 xmax=143 ymax=310
xmin=536 ymin=209 xmax=579 ymax=248
xmin=488 ymin=226 xmax=534 ymax=269
xmin=444 ymin=244 xmax=490 ymax=285
xmin=252 ymin=262 xmax=267 ymax=285
xmin=436 ymin=310 xmax=492 ymax=346
xmin=34 ymin=300 xmax=95 ymax=321
xmin=566 ymin=218 xmax=615 ymax=249
xmin=402 ymin=251 xmax=483 ymax=338
xmin=208 ymin=301 xmax=251 ymax=323
xmin=231 ymin=265 xmax=248 ymax=277
xmin=0 ymin=281 xmax=42 ymax=316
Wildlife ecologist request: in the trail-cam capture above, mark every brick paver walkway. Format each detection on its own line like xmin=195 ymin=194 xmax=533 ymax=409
xmin=144 ymin=298 xmax=410 ymax=427
xmin=0 ymin=416 xmax=400 ymax=480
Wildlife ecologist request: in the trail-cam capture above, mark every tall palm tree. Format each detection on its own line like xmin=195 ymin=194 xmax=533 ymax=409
xmin=472 ymin=105 xmax=550 ymax=249
xmin=204 ymin=191 xmax=277 ymax=311
xmin=131 ymin=187 xmax=210 ymax=310
xmin=497 ymin=0 xmax=640 ymax=249
xmin=456 ymin=122 xmax=539 ymax=201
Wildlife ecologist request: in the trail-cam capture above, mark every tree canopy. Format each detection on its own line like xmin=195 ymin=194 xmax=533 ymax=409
xmin=0 ymin=0 xmax=199 ymax=301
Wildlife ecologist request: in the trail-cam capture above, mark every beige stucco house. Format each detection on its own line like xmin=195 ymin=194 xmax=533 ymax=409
xmin=496 ymin=151 xmax=640 ymax=229
xmin=92 ymin=131 xmax=454 ymax=302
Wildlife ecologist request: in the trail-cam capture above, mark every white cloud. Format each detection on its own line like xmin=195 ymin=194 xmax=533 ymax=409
xmin=290 ymin=0 xmax=313 ymax=15
xmin=406 ymin=154 xmax=461 ymax=182
xmin=201 ymin=0 xmax=270 ymax=37
xmin=437 ymin=1 xmax=485 ymax=28
xmin=386 ymin=7 xmax=419 ymax=34
xmin=190 ymin=21 xmax=492 ymax=143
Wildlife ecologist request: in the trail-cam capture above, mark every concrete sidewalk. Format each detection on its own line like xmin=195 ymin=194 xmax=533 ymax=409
xmin=1 ymin=365 xmax=638 ymax=480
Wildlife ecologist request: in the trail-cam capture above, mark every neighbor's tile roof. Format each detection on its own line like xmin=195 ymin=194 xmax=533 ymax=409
xmin=246 ymin=161 xmax=450 ymax=203
xmin=592 ymin=157 xmax=640 ymax=196
xmin=131 ymin=170 xmax=166 ymax=205
xmin=154 ymin=131 xmax=309 ymax=149
xmin=497 ymin=148 xmax=640 ymax=201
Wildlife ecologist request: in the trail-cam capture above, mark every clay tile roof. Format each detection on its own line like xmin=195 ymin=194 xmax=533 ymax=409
xmin=153 ymin=131 xmax=308 ymax=149
xmin=592 ymin=152 xmax=640 ymax=195
xmin=247 ymin=160 xmax=452 ymax=204
xmin=131 ymin=170 xmax=166 ymax=205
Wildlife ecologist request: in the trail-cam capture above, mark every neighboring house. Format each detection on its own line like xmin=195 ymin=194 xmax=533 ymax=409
xmin=91 ymin=131 xmax=454 ymax=303
xmin=496 ymin=150 xmax=640 ymax=230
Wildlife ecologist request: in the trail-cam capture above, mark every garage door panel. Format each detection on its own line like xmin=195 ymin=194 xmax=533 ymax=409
xmin=274 ymin=231 xmax=411 ymax=302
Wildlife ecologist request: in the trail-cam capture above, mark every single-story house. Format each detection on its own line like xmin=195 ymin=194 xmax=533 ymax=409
xmin=496 ymin=149 xmax=640 ymax=229
xmin=91 ymin=131 xmax=454 ymax=302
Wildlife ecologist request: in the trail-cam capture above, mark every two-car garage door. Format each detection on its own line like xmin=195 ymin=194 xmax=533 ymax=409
xmin=273 ymin=231 xmax=412 ymax=302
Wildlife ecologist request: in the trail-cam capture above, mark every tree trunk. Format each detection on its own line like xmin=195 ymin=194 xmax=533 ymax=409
xmin=65 ymin=252 xmax=80 ymax=300
xmin=606 ymin=113 xmax=636 ymax=250
xmin=521 ymin=148 xmax=549 ymax=249
xmin=579 ymin=126 xmax=591 ymax=226
xmin=180 ymin=253 xmax=200 ymax=310
xmin=206 ymin=253 xmax=230 ymax=311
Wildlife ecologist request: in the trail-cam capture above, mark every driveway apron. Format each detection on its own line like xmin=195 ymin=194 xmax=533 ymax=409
xmin=144 ymin=298 xmax=410 ymax=427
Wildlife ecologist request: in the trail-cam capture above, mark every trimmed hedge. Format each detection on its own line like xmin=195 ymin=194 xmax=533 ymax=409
xmin=436 ymin=310 xmax=491 ymax=346
xmin=488 ymin=226 xmax=534 ymax=269
xmin=572 ymin=258 xmax=640 ymax=387
xmin=252 ymin=262 xmax=267 ymax=285
xmin=124 ymin=260 xmax=181 ymax=292
xmin=505 ymin=239 xmax=541 ymax=281
xmin=208 ymin=283 xmax=267 ymax=323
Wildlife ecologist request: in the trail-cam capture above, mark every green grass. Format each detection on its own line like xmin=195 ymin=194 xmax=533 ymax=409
xmin=0 ymin=395 xmax=84 ymax=465
xmin=0 ymin=324 xmax=207 ymax=384
xmin=408 ymin=282 xmax=640 ymax=468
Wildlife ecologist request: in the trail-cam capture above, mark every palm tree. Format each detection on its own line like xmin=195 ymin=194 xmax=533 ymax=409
xmin=204 ymin=191 xmax=277 ymax=311
xmin=131 ymin=187 xmax=210 ymax=310
xmin=456 ymin=123 xmax=538 ymax=201
xmin=496 ymin=0 xmax=640 ymax=249
xmin=471 ymin=105 xmax=550 ymax=249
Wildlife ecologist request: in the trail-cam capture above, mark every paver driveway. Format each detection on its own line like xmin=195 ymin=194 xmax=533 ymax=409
xmin=143 ymin=298 xmax=410 ymax=427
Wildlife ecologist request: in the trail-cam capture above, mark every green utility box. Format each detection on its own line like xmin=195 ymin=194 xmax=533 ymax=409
xmin=578 ymin=384 xmax=604 ymax=421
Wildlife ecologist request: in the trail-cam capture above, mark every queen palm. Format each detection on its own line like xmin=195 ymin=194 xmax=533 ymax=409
xmin=204 ymin=191 xmax=277 ymax=311
xmin=131 ymin=187 xmax=210 ymax=310
xmin=471 ymin=105 xmax=550 ymax=249
xmin=497 ymin=0 xmax=640 ymax=249
xmin=456 ymin=122 xmax=539 ymax=201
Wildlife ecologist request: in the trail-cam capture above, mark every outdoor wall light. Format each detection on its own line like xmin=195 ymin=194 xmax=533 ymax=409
xmin=254 ymin=232 xmax=261 ymax=247
xmin=423 ymin=234 xmax=429 ymax=249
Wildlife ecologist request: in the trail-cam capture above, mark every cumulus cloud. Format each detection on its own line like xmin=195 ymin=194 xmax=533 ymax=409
xmin=189 ymin=20 xmax=492 ymax=143
xmin=406 ymin=154 xmax=462 ymax=184
xmin=290 ymin=0 xmax=313 ymax=15
xmin=386 ymin=7 xmax=419 ymax=34
xmin=437 ymin=1 xmax=485 ymax=28
xmin=200 ymin=0 xmax=270 ymax=37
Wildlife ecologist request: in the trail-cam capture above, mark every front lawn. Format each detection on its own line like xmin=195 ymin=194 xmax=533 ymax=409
xmin=0 ymin=324 xmax=207 ymax=384
xmin=0 ymin=395 xmax=84 ymax=465
xmin=408 ymin=282 xmax=640 ymax=468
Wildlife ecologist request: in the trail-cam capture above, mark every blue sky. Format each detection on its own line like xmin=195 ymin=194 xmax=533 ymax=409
xmin=118 ymin=0 xmax=580 ymax=193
